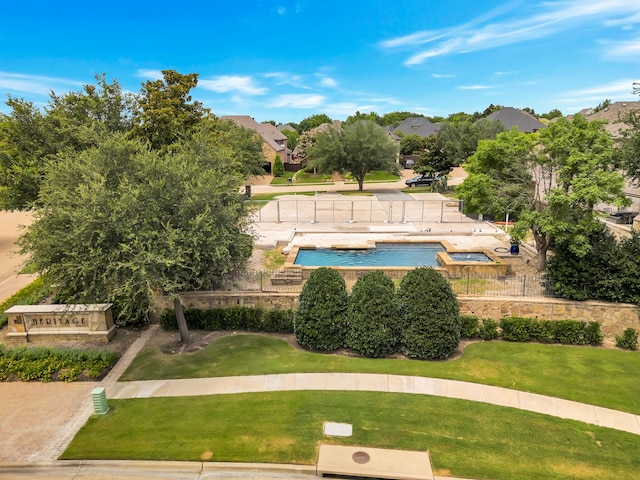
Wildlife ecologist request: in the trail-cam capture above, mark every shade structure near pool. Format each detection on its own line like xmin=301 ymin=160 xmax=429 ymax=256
xmin=294 ymin=243 xmax=445 ymax=267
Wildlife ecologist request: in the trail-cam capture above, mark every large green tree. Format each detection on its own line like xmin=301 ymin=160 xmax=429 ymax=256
xmin=310 ymin=120 xmax=399 ymax=190
xmin=298 ymin=113 xmax=332 ymax=133
xmin=131 ymin=70 xmax=208 ymax=150
xmin=456 ymin=128 xmax=537 ymax=221
xmin=616 ymin=109 xmax=640 ymax=184
xmin=458 ymin=116 xmax=629 ymax=271
xmin=435 ymin=118 xmax=503 ymax=166
xmin=0 ymin=75 xmax=134 ymax=210
xmin=19 ymin=131 xmax=254 ymax=336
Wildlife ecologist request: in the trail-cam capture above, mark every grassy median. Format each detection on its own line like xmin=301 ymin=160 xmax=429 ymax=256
xmin=62 ymin=391 xmax=640 ymax=480
xmin=121 ymin=334 xmax=640 ymax=414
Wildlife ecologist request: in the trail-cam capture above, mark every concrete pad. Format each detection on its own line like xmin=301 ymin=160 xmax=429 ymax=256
xmin=593 ymin=407 xmax=640 ymax=435
xmin=197 ymin=376 xmax=238 ymax=395
xmin=324 ymin=422 xmax=353 ymax=437
xmin=555 ymin=398 xmax=599 ymax=424
xmin=518 ymin=392 xmax=558 ymax=417
xmin=317 ymin=444 xmax=433 ymax=480
xmin=356 ymin=373 xmax=389 ymax=392
xmin=136 ymin=380 xmax=172 ymax=398
xmin=480 ymin=385 xmax=520 ymax=409
xmin=201 ymin=462 xmax=316 ymax=477
xmin=294 ymin=373 xmax=331 ymax=391
xmin=263 ymin=373 xmax=298 ymax=392
xmin=442 ymin=379 xmax=484 ymax=402
xmin=322 ymin=373 xmax=358 ymax=391
xmin=412 ymin=377 xmax=437 ymax=396
xmin=388 ymin=375 xmax=415 ymax=394
xmin=227 ymin=375 xmax=267 ymax=393
xmin=108 ymin=382 xmax=143 ymax=399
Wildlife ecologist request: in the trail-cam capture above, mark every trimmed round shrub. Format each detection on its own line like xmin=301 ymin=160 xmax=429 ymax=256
xmin=616 ymin=328 xmax=638 ymax=350
xmin=397 ymin=267 xmax=461 ymax=360
xmin=460 ymin=315 xmax=480 ymax=339
xmin=295 ymin=267 xmax=348 ymax=351
xmin=345 ymin=270 xmax=399 ymax=357
xmin=478 ymin=319 xmax=499 ymax=341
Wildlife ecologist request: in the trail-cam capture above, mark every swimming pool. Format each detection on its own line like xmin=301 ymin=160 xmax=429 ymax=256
xmin=294 ymin=243 xmax=445 ymax=267
xmin=448 ymin=252 xmax=492 ymax=262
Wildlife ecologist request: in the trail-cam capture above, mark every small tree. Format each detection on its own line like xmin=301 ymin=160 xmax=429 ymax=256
xmin=397 ymin=267 xmax=461 ymax=360
xmin=345 ymin=270 xmax=399 ymax=357
xmin=310 ymin=120 xmax=399 ymax=191
xmin=295 ymin=267 xmax=347 ymax=351
xmin=273 ymin=154 xmax=284 ymax=177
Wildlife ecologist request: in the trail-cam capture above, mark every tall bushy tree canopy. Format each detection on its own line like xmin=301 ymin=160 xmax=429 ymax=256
xmin=435 ymin=118 xmax=504 ymax=166
xmin=397 ymin=267 xmax=461 ymax=360
xmin=459 ymin=116 xmax=629 ymax=271
xmin=546 ymin=229 xmax=640 ymax=305
xmin=345 ymin=270 xmax=399 ymax=358
xmin=310 ymin=120 xmax=399 ymax=190
xmin=617 ymin=109 xmax=640 ymax=184
xmin=298 ymin=114 xmax=332 ymax=133
xmin=295 ymin=267 xmax=348 ymax=351
xmin=131 ymin=70 xmax=208 ymax=150
xmin=0 ymin=75 xmax=133 ymax=210
xmin=19 ymin=131 xmax=254 ymax=326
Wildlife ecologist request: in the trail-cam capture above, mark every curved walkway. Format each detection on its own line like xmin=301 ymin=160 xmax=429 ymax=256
xmin=109 ymin=372 xmax=640 ymax=436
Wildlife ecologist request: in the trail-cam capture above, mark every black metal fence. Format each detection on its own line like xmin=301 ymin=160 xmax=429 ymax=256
xmin=249 ymin=199 xmax=477 ymax=224
xmin=215 ymin=269 xmax=558 ymax=298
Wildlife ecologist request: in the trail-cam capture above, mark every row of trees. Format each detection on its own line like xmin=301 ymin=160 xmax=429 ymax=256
xmin=295 ymin=267 xmax=461 ymax=360
xmin=2 ymin=71 xmax=267 ymax=334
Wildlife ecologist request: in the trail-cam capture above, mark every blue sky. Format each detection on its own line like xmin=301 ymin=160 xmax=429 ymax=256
xmin=1 ymin=0 xmax=639 ymax=123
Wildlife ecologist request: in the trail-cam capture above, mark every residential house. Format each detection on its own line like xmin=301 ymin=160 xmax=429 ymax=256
xmin=222 ymin=116 xmax=291 ymax=173
xmin=394 ymin=116 xmax=441 ymax=137
xmin=484 ymin=107 xmax=546 ymax=133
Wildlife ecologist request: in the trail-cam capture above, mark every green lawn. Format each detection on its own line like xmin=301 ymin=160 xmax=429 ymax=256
xmin=343 ymin=170 xmax=401 ymax=183
xmin=268 ymin=171 xmax=295 ymax=185
xmin=121 ymin=334 xmax=640 ymax=414
xmin=62 ymin=391 xmax=640 ymax=480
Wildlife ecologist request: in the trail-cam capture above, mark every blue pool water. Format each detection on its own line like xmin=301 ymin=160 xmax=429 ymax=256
xmin=448 ymin=252 xmax=492 ymax=262
xmin=294 ymin=243 xmax=445 ymax=267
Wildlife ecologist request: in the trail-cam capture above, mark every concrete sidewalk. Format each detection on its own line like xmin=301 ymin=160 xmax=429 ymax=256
xmin=110 ymin=373 xmax=640 ymax=436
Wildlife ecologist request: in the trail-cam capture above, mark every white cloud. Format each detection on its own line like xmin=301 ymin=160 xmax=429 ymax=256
xmin=277 ymin=6 xmax=286 ymax=15
xmin=270 ymin=94 xmax=325 ymax=108
xmin=381 ymin=0 xmax=640 ymax=65
xmin=458 ymin=85 xmax=492 ymax=90
xmin=199 ymin=75 xmax=267 ymax=95
xmin=325 ymin=102 xmax=377 ymax=117
xmin=134 ymin=69 xmax=164 ymax=79
xmin=600 ymin=37 xmax=640 ymax=59
xmin=319 ymin=76 xmax=338 ymax=88
xmin=558 ymin=78 xmax=638 ymax=104
xmin=0 ymin=71 xmax=83 ymax=97
xmin=263 ymin=72 xmax=308 ymax=88
xmin=432 ymin=73 xmax=456 ymax=78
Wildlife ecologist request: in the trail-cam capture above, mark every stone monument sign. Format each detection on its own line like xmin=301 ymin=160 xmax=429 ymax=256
xmin=4 ymin=304 xmax=115 ymax=343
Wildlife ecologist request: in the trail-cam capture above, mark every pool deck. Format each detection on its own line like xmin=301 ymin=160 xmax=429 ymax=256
xmin=253 ymin=192 xmax=512 ymax=253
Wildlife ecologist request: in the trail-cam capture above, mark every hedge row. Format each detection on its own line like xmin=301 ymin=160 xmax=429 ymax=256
xmin=460 ymin=315 xmax=603 ymax=345
xmin=160 ymin=306 xmax=294 ymax=334
xmin=296 ymin=267 xmax=461 ymax=360
xmin=0 ymin=346 xmax=118 ymax=382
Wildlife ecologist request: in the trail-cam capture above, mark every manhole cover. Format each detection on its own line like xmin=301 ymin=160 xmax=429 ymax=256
xmin=352 ymin=451 xmax=370 ymax=464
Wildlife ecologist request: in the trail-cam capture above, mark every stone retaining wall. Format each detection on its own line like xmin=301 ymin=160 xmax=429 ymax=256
xmin=458 ymin=296 xmax=640 ymax=338
xmin=155 ymin=292 xmax=640 ymax=339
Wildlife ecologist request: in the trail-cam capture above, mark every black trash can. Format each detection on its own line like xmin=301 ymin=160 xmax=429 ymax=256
xmin=245 ymin=185 xmax=252 ymax=199
xmin=510 ymin=243 xmax=520 ymax=255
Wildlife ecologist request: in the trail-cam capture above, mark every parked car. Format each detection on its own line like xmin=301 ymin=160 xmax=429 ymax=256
xmin=405 ymin=174 xmax=438 ymax=187
xmin=404 ymin=159 xmax=415 ymax=169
